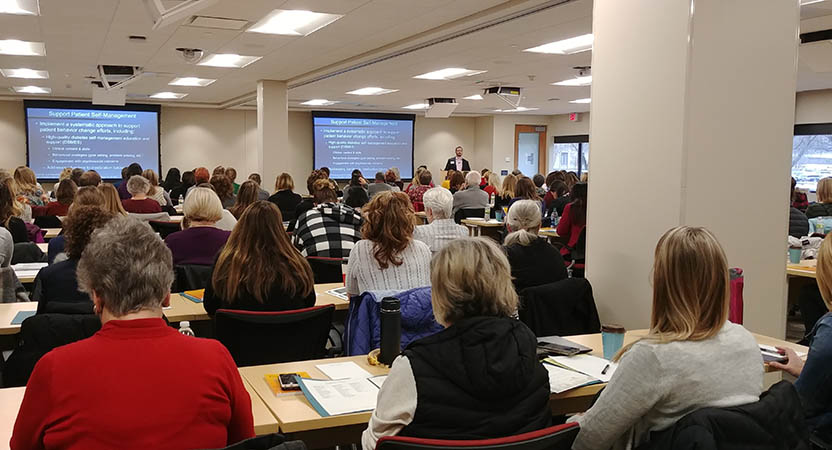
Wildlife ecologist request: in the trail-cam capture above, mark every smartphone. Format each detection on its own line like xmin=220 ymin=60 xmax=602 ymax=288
xmin=278 ymin=373 xmax=300 ymax=391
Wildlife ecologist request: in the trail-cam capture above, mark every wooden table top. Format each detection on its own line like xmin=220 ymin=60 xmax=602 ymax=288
xmin=461 ymin=218 xmax=505 ymax=228
xmin=0 ymin=302 xmax=37 ymax=336
xmin=0 ymin=387 xmax=24 ymax=450
xmin=538 ymin=227 xmax=559 ymax=238
xmin=36 ymin=243 xmax=48 ymax=253
xmin=42 ymin=228 xmax=61 ymax=240
xmin=163 ymin=282 xmax=350 ymax=323
xmin=787 ymin=259 xmax=817 ymax=279
xmin=242 ymin=378 xmax=280 ymax=435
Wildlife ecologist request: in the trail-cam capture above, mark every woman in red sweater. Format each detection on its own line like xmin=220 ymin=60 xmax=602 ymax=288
xmin=121 ymin=175 xmax=162 ymax=214
xmin=11 ymin=216 xmax=254 ymax=450
xmin=31 ymin=179 xmax=76 ymax=217
xmin=556 ymin=182 xmax=588 ymax=259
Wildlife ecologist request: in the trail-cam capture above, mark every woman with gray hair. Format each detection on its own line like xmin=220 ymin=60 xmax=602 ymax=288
xmin=413 ymin=187 xmax=467 ymax=254
xmin=504 ymin=199 xmax=567 ymax=291
xmin=362 ymin=237 xmax=551 ymax=448
xmin=121 ymin=175 xmax=161 ymax=214
xmin=11 ymin=216 xmax=254 ymax=448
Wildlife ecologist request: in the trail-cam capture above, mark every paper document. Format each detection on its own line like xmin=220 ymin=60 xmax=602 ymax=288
xmin=759 ymin=344 xmax=807 ymax=359
xmin=316 ymin=361 xmax=372 ymax=380
xmin=543 ymin=363 xmax=600 ymax=394
xmin=369 ymin=375 xmax=388 ymax=389
xmin=12 ymin=262 xmax=47 ymax=278
xmin=325 ymin=287 xmax=349 ymax=301
xmin=298 ymin=377 xmax=379 ymax=416
xmin=549 ymin=354 xmax=618 ymax=383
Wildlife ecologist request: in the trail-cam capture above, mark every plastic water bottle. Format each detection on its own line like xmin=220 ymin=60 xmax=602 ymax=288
xmin=550 ymin=207 xmax=560 ymax=227
xmin=379 ymin=297 xmax=401 ymax=366
xmin=178 ymin=321 xmax=195 ymax=337
xmin=178 ymin=194 xmax=184 ymax=205
xmin=485 ymin=193 xmax=493 ymax=220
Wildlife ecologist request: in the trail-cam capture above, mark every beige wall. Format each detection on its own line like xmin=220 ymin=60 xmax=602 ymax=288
xmin=0 ymin=100 xmax=26 ymax=172
xmin=413 ymin=115 xmax=476 ymax=179
xmin=795 ymin=89 xmax=832 ymax=124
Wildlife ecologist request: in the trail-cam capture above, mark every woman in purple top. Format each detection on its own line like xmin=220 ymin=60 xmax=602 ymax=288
xmin=164 ymin=187 xmax=231 ymax=266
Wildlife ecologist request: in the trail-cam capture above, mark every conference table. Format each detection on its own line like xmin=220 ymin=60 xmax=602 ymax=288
xmin=42 ymin=228 xmax=61 ymax=240
xmin=460 ymin=218 xmax=504 ymax=240
xmin=787 ymin=259 xmax=817 ymax=279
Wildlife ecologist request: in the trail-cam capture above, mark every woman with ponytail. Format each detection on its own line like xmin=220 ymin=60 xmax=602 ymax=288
xmin=503 ymin=200 xmax=567 ymax=291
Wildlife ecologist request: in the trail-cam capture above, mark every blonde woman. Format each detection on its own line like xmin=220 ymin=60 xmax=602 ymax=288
xmin=13 ymin=166 xmax=47 ymax=206
xmin=98 ymin=183 xmax=128 ymax=216
xmin=0 ymin=175 xmax=33 ymax=224
xmin=503 ymin=200 xmax=567 ymax=291
xmin=572 ymin=226 xmax=763 ymax=450
xmin=773 ymin=233 xmax=832 ymax=432
xmin=58 ymin=168 xmax=72 ymax=182
xmin=142 ymin=169 xmax=171 ymax=207
xmin=807 ymin=177 xmax=832 ymax=219
xmin=495 ymin=173 xmax=517 ymax=210
xmin=406 ymin=167 xmax=425 ymax=192
xmin=362 ymin=238 xmax=551 ymax=448
xmin=484 ymin=172 xmax=501 ymax=198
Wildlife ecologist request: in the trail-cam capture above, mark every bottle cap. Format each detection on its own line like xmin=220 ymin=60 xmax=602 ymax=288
xmin=381 ymin=297 xmax=400 ymax=311
xmin=180 ymin=321 xmax=190 ymax=328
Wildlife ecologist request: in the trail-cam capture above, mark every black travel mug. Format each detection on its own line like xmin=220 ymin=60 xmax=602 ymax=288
xmin=379 ymin=297 xmax=402 ymax=366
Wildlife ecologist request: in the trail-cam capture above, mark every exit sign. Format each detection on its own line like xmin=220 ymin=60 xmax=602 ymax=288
xmin=569 ymin=113 xmax=579 ymax=122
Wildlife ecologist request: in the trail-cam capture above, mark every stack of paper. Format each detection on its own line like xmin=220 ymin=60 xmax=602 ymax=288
xmin=326 ymin=287 xmax=349 ymax=301
xmin=298 ymin=378 xmax=380 ymax=416
xmin=12 ymin=262 xmax=46 ymax=279
xmin=548 ymin=354 xmax=618 ymax=383
xmin=543 ymin=363 xmax=600 ymax=394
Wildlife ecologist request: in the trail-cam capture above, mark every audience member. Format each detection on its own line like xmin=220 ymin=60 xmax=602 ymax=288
xmin=69 ymin=168 xmax=84 ymax=186
xmin=225 ymin=167 xmax=239 ymax=195
xmin=247 ymin=173 xmax=270 ymax=200
xmin=484 ymin=172 xmax=501 ymax=198
xmin=791 ymin=177 xmax=810 ymax=238
xmin=556 ymin=182 xmax=587 ymax=259
xmin=57 ymin=167 xmax=72 ymax=182
xmin=441 ymin=170 xmax=454 ymax=190
xmin=495 ymin=173 xmax=517 ymax=210
xmin=211 ymin=175 xmax=236 ymax=209
xmin=408 ymin=170 xmax=432 ymax=206
xmin=572 ymin=226 xmax=763 ymax=450
xmin=32 ymin=179 xmax=76 ymax=217
xmin=389 ymin=167 xmax=404 ymax=190
xmin=187 ymin=167 xmax=210 ymax=198
xmin=0 ymin=227 xmax=10 ymax=268
xmin=161 ymin=168 xmax=181 ymax=192
xmin=405 ymin=167 xmax=425 ymax=193
xmin=212 ymin=165 xmax=226 ymax=177
xmin=13 ymin=166 xmax=47 ymax=206
xmin=171 ymin=171 xmax=195 ymax=205
xmin=368 ymin=171 xmax=394 ymax=199
xmin=565 ymin=171 xmax=580 ymax=189
xmin=78 ymin=170 xmax=101 ymax=187
xmin=122 ymin=175 xmax=162 ymax=214
xmin=448 ymin=170 xmax=465 ymax=194
xmin=509 ymin=177 xmax=543 ymax=213
xmin=99 ymin=183 xmax=128 ymax=216
xmin=11 ymin=217 xmax=255 ymax=448
xmin=34 ymin=206 xmax=114 ymax=313
xmin=0 ymin=179 xmax=28 ymax=243
xmin=452 ymin=171 xmax=489 ymax=215
xmin=385 ymin=170 xmax=402 ymax=191
xmin=117 ymin=163 xmax=143 ymax=199
xmin=0 ymin=174 xmax=31 ymax=224
xmin=344 ymin=172 xmax=370 ymax=209
xmin=142 ymin=169 xmax=171 ymax=208
xmin=532 ymin=174 xmax=546 ymax=197
xmin=228 ymin=180 xmax=259 ymax=219
xmin=346 ymin=192 xmax=431 ymax=296
xmin=165 ymin=187 xmax=231 ymax=266
xmin=504 ymin=200 xmax=567 ymax=291
xmin=205 ymin=201 xmax=316 ymax=315
xmin=362 ymin=237 xmax=551 ymax=448
xmin=294 ymin=179 xmax=362 ymax=258
xmin=268 ymin=173 xmax=303 ymax=221
xmin=544 ymin=178 xmax=570 ymax=218
xmin=48 ymin=186 xmax=106 ymax=264
xmin=807 ymin=177 xmax=832 ymax=219
xmin=413 ymin=187 xmax=467 ymax=254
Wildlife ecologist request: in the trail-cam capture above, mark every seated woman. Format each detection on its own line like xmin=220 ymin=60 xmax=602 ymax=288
xmin=448 ymin=170 xmax=465 ymax=194
xmin=34 ymin=206 xmax=114 ymax=314
xmin=344 ymin=172 xmax=370 ymax=210
xmin=12 ymin=216 xmax=254 ymax=448
xmin=165 ymin=187 xmax=231 ymax=266
xmin=484 ymin=172 xmax=501 ymax=198
xmin=346 ymin=192 xmax=431 ymax=296
xmin=121 ymin=175 xmax=162 ymax=214
xmin=211 ymin=174 xmax=236 ymax=209
xmin=807 ymin=177 xmax=832 ymax=219
xmin=268 ymin=173 xmax=302 ymax=221
xmin=229 ymin=180 xmax=259 ymax=220
xmin=407 ymin=170 xmax=432 ymax=206
xmin=508 ymin=177 xmax=543 ymax=213
xmin=495 ymin=173 xmax=517 ymax=211
xmin=13 ymin=166 xmax=48 ymax=206
xmin=0 ymin=178 xmax=29 ymax=243
xmin=142 ymin=168 xmax=172 ymax=209
xmin=48 ymin=186 xmax=105 ymax=264
xmin=170 ymin=170 xmax=194 ymax=205
xmin=204 ymin=201 xmax=315 ymax=315
xmin=556 ymin=182 xmax=587 ymax=259
xmin=773 ymin=233 xmax=832 ymax=433
xmin=362 ymin=237 xmax=551 ymax=448
xmin=99 ymin=183 xmax=127 ymax=216
xmin=32 ymin=179 xmax=76 ymax=217
xmin=504 ymin=200 xmax=567 ymax=291
xmin=572 ymin=226 xmax=763 ymax=450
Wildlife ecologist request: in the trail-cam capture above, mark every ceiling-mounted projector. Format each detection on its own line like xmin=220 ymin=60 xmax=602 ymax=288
xmin=483 ymin=86 xmax=522 ymax=97
xmin=425 ymin=98 xmax=458 ymax=118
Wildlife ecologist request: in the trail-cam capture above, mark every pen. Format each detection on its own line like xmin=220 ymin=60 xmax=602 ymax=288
xmin=601 ymin=364 xmax=610 ymax=375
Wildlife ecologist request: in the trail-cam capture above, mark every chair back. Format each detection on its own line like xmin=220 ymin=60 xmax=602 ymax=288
xmin=454 ymin=208 xmax=486 ymax=224
xmin=215 ymin=305 xmax=335 ymax=366
xmin=34 ymin=216 xmax=62 ymax=229
xmin=306 ymin=256 xmax=344 ymax=283
xmin=376 ymin=423 xmax=579 ymax=450
xmin=518 ymin=278 xmax=600 ymax=337
xmin=128 ymin=212 xmax=171 ymax=222
xmin=10 ymin=242 xmax=45 ymax=264
xmin=149 ymin=220 xmax=181 ymax=239
xmin=172 ymin=264 xmax=213 ymax=292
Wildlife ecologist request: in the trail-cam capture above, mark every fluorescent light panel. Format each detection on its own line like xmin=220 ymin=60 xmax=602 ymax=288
xmin=463 ymin=94 xmax=483 ymax=100
xmin=301 ymin=99 xmax=339 ymax=106
xmin=553 ymin=75 xmax=591 ymax=86
xmin=248 ymin=9 xmax=342 ymax=36
xmin=494 ymin=106 xmax=539 ymax=112
xmin=524 ymin=34 xmax=593 ymax=55
xmin=402 ymin=103 xmax=428 ymax=110
xmin=569 ymin=98 xmax=591 ymax=104
xmin=1 ymin=68 xmax=47 ymax=79
xmin=414 ymin=68 xmax=486 ymax=80
xmin=801 ymin=0 xmax=823 ymax=5
xmin=197 ymin=53 xmax=261 ymax=68
xmin=0 ymin=0 xmax=39 ymax=15
xmin=0 ymin=39 xmax=45 ymax=56
xmin=149 ymin=92 xmax=188 ymax=99
xmin=12 ymin=85 xmax=49 ymax=94
xmin=169 ymin=77 xmax=215 ymax=87
xmin=346 ymin=87 xmax=398 ymax=96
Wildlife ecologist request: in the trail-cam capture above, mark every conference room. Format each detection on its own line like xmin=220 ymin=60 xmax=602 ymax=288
xmin=0 ymin=0 xmax=830 ymax=449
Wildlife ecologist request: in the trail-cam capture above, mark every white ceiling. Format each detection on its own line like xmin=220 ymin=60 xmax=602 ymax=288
xmin=0 ymin=0 xmax=830 ymax=116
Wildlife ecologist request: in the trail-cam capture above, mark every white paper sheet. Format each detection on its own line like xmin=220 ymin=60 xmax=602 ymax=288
xmin=316 ymin=361 xmax=372 ymax=380
xmin=543 ymin=363 xmax=600 ymax=394
xmin=300 ymin=378 xmax=379 ymax=416
xmin=325 ymin=287 xmax=349 ymax=301
xmin=549 ymin=354 xmax=618 ymax=383
xmin=369 ymin=375 xmax=388 ymax=389
xmin=12 ymin=262 xmax=47 ymax=279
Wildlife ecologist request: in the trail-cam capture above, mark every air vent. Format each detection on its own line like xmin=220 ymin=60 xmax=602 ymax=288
xmin=187 ymin=15 xmax=248 ymax=30
xmin=128 ymin=35 xmax=147 ymax=41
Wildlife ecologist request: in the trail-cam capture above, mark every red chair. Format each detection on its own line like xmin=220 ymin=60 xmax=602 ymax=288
xmin=215 ymin=305 xmax=335 ymax=367
xmin=375 ymin=423 xmax=579 ymax=450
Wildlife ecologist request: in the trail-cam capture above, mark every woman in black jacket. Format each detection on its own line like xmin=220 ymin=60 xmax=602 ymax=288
xmin=268 ymin=173 xmax=303 ymax=222
xmin=504 ymin=199 xmax=568 ymax=291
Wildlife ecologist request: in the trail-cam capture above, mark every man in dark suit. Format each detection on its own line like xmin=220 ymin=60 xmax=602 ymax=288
xmin=443 ymin=146 xmax=471 ymax=172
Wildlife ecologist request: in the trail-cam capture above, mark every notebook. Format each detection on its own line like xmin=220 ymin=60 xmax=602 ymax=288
xmin=181 ymin=289 xmax=204 ymax=303
xmin=11 ymin=310 xmax=36 ymax=325
xmin=298 ymin=377 xmax=380 ymax=417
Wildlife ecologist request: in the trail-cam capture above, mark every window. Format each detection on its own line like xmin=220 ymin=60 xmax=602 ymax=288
xmin=550 ymin=135 xmax=589 ymax=175
xmin=794 ymin=124 xmax=832 ymax=191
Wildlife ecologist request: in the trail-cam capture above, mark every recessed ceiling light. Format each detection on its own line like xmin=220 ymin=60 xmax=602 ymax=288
xmin=346 ymin=87 xmax=398 ymax=96
xmin=0 ymin=0 xmax=39 ymax=15
xmin=169 ymin=77 xmax=215 ymax=87
xmin=494 ymin=106 xmax=539 ymax=112
xmin=801 ymin=0 xmax=823 ymax=5
xmin=301 ymin=99 xmax=339 ymax=106
xmin=569 ymin=98 xmax=591 ymax=104
xmin=149 ymin=92 xmax=188 ymax=99
xmin=552 ymin=75 xmax=592 ymax=86
xmin=524 ymin=34 xmax=593 ymax=55
xmin=197 ymin=53 xmax=261 ymax=68
xmin=0 ymin=39 xmax=45 ymax=56
xmin=402 ymin=103 xmax=429 ymax=110
xmin=248 ymin=9 xmax=342 ymax=36
xmin=463 ymin=94 xmax=483 ymax=100
xmin=413 ymin=68 xmax=487 ymax=80
xmin=1 ymin=68 xmax=47 ymax=79
xmin=12 ymin=85 xmax=50 ymax=94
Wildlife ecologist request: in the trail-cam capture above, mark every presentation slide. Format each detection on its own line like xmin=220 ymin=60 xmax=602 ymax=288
xmin=313 ymin=112 xmax=414 ymax=179
xmin=25 ymin=101 xmax=160 ymax=180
